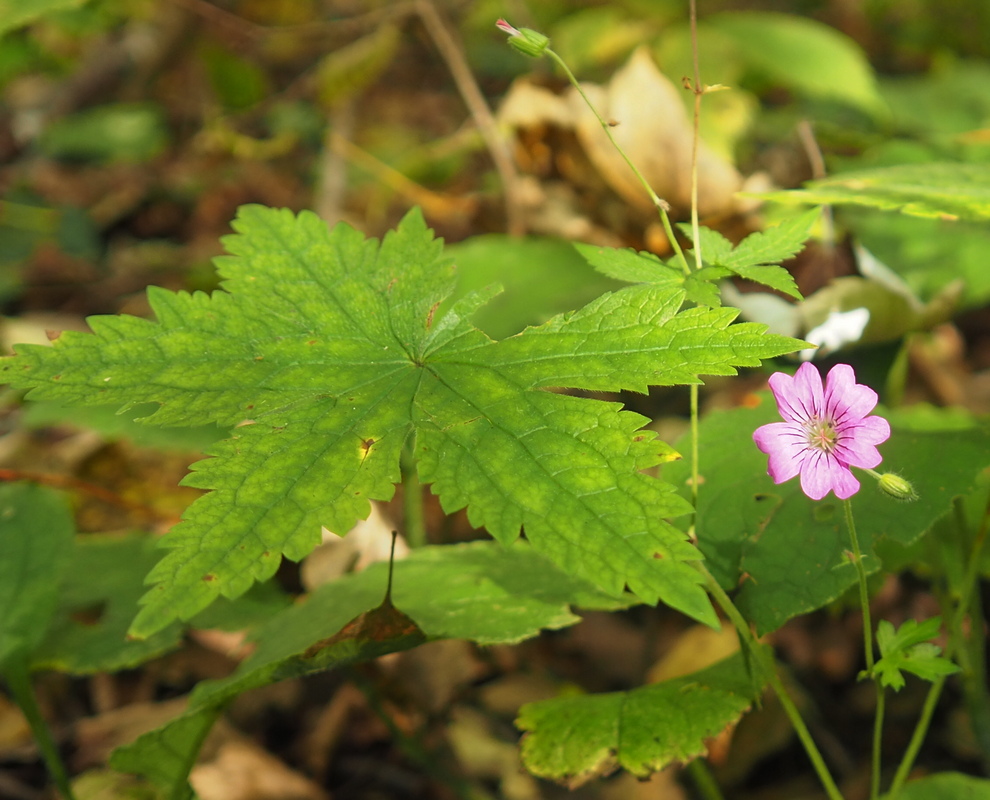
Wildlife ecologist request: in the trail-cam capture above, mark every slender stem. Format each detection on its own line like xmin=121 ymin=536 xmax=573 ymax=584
xmin=687 ymin=0 xmax=703 ymax=272
xmin=842 ymin=499 xmax=882 ymax=796
xmin=843 ymin=499 xmax=875 ymax=672
xmin=401 ymin=436 xmax=426 ymax=548
xmin=686 ymin=757 xmax=725 ymax=800
xmin=889 ymin=489 xmax=990 ymax=795
xmin=888 ymin=676 xmax=945 ymax=797
xmin=416 ymin=0 xmax=525 ymax=235
xmin=871 ymin=687 xmax=885 ymax=800
xmin=543 ymin=48 xmax=693 ymax=276
xmin=2 ymin=656 xmax=76 ymax=800
xmin=695 ymin=564 xmax=845 ymax=800
xmin=690 ymin=383 xmax=700 ymax=513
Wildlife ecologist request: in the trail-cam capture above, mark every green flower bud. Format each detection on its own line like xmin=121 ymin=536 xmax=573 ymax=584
xmin=877 ymin=472 xmax=917 ymax=502
xmin=495 ymin=19 xmax=550 ymax=58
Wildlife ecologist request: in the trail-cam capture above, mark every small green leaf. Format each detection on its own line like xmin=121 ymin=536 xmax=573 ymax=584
xmin=517 ymin=654 xmax=758 ymax=786
xmin=881 ymin=772 xmax=990 ymax=800
xmin=872 ymin=618 xmax=959 ymax=691
xmin=573 ymin=242 xmax=680 ymax=285
xmin=678 ymin=210 xmax=817 ymax=300
xmin=0 ymin=483 xmax=74 ymax=667
xmin=758 ymin=163 xmax=990 ymax=222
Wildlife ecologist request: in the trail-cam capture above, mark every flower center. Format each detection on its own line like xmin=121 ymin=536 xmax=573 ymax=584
xmin=804 ymin=415 xmax=838 ymax=454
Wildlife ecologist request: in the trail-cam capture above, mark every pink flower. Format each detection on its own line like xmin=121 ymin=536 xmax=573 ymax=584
xmin=753 ymin=363 xmax=891 ymax=500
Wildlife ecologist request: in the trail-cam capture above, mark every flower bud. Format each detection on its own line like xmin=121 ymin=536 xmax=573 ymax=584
xmin=877 ymin=472 xmax=917 ymax=502
xmin=495 ymin=19 xmax=550 ymax=58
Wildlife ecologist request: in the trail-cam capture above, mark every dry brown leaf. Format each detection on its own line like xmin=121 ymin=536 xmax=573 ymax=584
xmin=73 ymin=697 xmax=189 ymax=769
xmin=190 ymin=739 xmax=329 ymax=800
xmin=569 ymin=47 xmax=741 ymax=217
xmin=448 ymin=707 xmax=540 ymax=800
xmin=646 ymin=624 xmax=740 ymax=684
xmin=300 ymin=502 xmax=406 ymax=591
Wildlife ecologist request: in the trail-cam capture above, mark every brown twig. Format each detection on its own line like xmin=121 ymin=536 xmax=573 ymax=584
xmin=0 ymin=468 xmax=179 ymax=525
xmin=414 ymin=0 xmax=525 ymax=234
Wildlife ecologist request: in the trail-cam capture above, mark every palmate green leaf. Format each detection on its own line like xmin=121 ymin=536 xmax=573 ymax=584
xmin=759 ymin=163 xmax=990 ymax=222
xmin=572 ymin=243 xmax=681 ymax=286
xmin=111 ymin=541 xmax=634 ymax=798
xmin=873 ymin=618 xmax=959 ymax=691
xmin=0 ymin=483 xmax=74 ymax=668
xmin=517 ymin=653 xmax=758 ymax=786
xmin=1 ymin=205 xmax=806 ymax=638
xmin=680 ymin=209 xmax=818 ymax=300
xmin=664 ymin=401 xmax=990 ymax=634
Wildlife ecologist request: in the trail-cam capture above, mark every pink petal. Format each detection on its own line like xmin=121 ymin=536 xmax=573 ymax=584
xmin=768 ymin=362 xmax=822 ymax=423
xmin=824 ymin=363 xmax=879 ymax=423
xmin=799 ymin=451 xmax=860 ymax=500
xmin=833 ymin=416 xmax=890 ymax=467
xmin=754 ymin=421 xmax=806 ymax=483
xmin=495 ymin=18 xmax=520 ymax=36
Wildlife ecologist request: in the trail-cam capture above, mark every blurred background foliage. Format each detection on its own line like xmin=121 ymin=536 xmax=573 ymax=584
xmin=1 ymin=0 xmax=989 ymax=317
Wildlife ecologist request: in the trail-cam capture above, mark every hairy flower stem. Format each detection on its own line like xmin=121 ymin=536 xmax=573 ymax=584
xmin=843 ymin=500 xmax=875 ymax=673
xmin=842 ymin=499 xmax=881 ymax=798
xmin=889 ymin=489 xmax=990 ymax=796
xmin=2 ymin=656 xmax=77 ymax=800
xmin=694 ymin=563 xmax=844 ymax=800
xmin=542 ymin=48 xmax=693 ymax=277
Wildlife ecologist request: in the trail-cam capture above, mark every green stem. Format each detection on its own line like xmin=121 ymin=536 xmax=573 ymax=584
xmin=687 ymin=0 xmax=703 ymax=273
xmin=686 ymin=757 xmax=725 ymax=800
xmin=889 ymin=489 xmax=990 ymax=795
xmin=843 ymin=499 xmax=874 ymax=672
xmin=543 ymin=48 xmax=693 ymax=276
xmin=695 ymin=564 xmax=844 ymax=800
xmin=888 ymin=676 xmax=945 ymax=797
xmin=843 ymin=499 xmax=882 ymax=797
xmin=872 ymin=687 xmax=885 ymax=800
xmin=2 ymin=655 xmax=76 ymax=800
xmin=690 ymin=384 xmax=700 ymax=513
xmin=401 ymin=436 xmax=426 ymax=548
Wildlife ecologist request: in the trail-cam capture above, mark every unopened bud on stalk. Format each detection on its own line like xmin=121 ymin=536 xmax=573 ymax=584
xmin=876 ymin=472 xmax=917 ymax=502
xmin=495 ymin=19 xmax=550 ymax=58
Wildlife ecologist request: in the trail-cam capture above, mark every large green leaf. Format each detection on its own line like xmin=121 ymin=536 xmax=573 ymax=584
xmin=517 ymin=654 xmax=758 ymax=786
xmin=445 ymin=235 xmax=621 ymax=339
xmin=31 ymin=535 xmax=183 ymax=674
xmin=707 ymin=12 xmax=882 ymax=114
xmin=0 ymin=483 xmax=74 ymax=667
xmin=759 ymin=163 xmax=990 ymax=222
xmin=664 ymin=400 xmax=990 ymax=634
xmin=1 ymin=205 xmax=806 ymax=637
xmin=110 ymin=540 xmax=635 ymax=798
xmin=194 ymin=540 xmax=632 ymax=707
xmin=110 ymin=704 xmax=220 ymax=800
xmin=883 ymin=773 xmax=990 ymax=800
